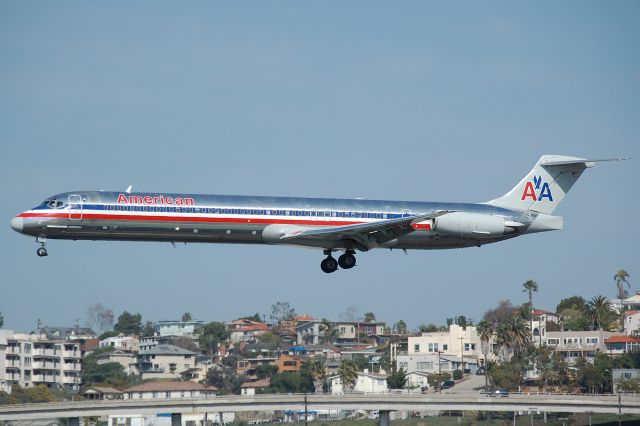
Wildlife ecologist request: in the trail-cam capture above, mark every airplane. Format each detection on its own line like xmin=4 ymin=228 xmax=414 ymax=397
xmin=9 ymin=155 xmax=628 ymax=273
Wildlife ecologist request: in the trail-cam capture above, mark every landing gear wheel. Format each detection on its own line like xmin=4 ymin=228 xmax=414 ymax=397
xmin=37 ymin=247 xmax=48 ymax=257
xmin=320 ymin=256 xmax=338 ymax=273
xmin=338 ymin=253 xmax=356 ymax=269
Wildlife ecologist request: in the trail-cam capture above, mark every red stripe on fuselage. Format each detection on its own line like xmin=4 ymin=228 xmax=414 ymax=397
xmin=17 ymin=212 xmax=432 ymax=230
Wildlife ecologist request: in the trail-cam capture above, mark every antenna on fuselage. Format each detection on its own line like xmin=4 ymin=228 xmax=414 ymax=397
xmin=125 ymin=185 xmax=133 ymax=193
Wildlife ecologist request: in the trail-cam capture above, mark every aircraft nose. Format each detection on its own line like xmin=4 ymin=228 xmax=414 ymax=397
xmin=10 ymin=216 xmax=23 ymax=233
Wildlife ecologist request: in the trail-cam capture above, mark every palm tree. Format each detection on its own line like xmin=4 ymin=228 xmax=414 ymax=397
xmin=522 ymin=280 xmax=539 ymax=336
xmin=588 ymin=295 xmax=613 ymax=330
xmin=476 ymin=320 xmax=494 ymax=389
xmin=495 ymin=316 xmax=531 ymax=359
xmin=364 ymin=312 xmax=376 ymax=323
xmin=308 ymin=359 xmax=326 ymax=394
xmin=614 ymin=269 xmax=631 ymax=300
xmin=320 ymin=318 xmax=340 ymax=344
xmin=338 ymin=359 xmax=358 ymax=394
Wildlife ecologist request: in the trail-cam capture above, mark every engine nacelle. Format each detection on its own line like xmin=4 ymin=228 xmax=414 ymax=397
xmin=432 ymin=212 xmax=513 ymax=238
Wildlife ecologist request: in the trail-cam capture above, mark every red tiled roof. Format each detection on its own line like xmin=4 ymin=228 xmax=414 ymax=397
xmin=125 ymin=381 xmax=217 ymax=393
xmin=605 ymin=336 xmax=640 ymax=344
xmin=625 ymin=310 xmax=640 ymax=317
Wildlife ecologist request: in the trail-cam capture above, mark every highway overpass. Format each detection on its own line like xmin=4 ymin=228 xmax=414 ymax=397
xmin=1 ymin=393 xmax=639 ymax=423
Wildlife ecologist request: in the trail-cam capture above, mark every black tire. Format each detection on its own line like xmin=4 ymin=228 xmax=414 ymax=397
xmin=321 ymin=257 xmax=338 ymax=273
xmin=338 ymin=253 xmax=356 ymax=269
xmin=37 ymin=248 xmax=48 ymax=257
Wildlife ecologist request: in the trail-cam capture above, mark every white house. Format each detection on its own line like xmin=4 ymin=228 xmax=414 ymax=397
xmin=624 ymin=310 xmax=640 ymax=335
xmin=153 ymin=320 xmax=205 ymax=338
xmin=329 ymin=370 xmax=388 ymax=394
xmin=99 ymin=335 xmax=139 ymax=352
xmin=396 ymin=325 xmax=483 ymax=374
xmin=406 ymin=371 xmax=430 ymax=389
xmin=123 ymin=381 xmax=217 ymax=399
xmin=137 ymin=344 xmax=196 ymax=380
xmin=240 ymin=377 xmax=270 ymax=396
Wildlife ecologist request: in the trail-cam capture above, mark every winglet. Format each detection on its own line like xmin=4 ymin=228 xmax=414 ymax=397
xmin=125 ymin=185 xmax=133 ymax=194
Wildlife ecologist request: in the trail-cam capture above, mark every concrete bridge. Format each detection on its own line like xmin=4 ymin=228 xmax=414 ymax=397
xmin=1 ymin=393 xmax=639 ymax=424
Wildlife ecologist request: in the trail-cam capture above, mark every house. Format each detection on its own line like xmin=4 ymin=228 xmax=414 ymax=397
xmin=81 ymin=386 xmax=124 ymax=400
xmin=302 ymin=343 xmax=341 ymax=360
xmin=530 ymin=309 xmax=560 ymax=342
xmin=624 ymin=310 xmax=640 ymax=335
xmin=123 ymin=381 xmax=217 ymax=399
xmin=406 ymin=371 xmax=430 ymax=389
xmin=236 ymin=356 xmax=277 ymax=376
xmin=138 ymin=344 xmax=196 ymax=380
xmin=226 ymin=320 xmax=268 ymax=343
xmin=241 ymin=377 xmax=271 ymax=396
xmin=543 ymin=330 xmax=623 ymax=364
xmin=623 ymin=292 xmax=640 ymax=310
xmin=396 ymin=325 xmax=483 ymax=375
xmin=329 ymin=369 xmax=388 ymax=394
xmin=613 ymin=369 xmax=640 ymax=394
xmin=605 ymin=335 xmax=640 ymax=355
xmin=333 ymin=321 xmax=386 ymax=345
xmin=41 ymin=326 xmax=97 ymax=341
xmin=96 ymin=350 xmax=139 ymax=375
xmin=296 ymin=320 xmax=324 ymax=345
xmin=276 ymin=353 xmax=304 ymax=373
xmin=153 ymin=320 xmax=205 ymax=338
xmin=99 ymin=335 xmax=139 ymax=352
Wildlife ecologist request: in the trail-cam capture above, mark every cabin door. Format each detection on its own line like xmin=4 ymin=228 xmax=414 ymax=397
xmin=68 ymin=195 xmax=83 ymax=220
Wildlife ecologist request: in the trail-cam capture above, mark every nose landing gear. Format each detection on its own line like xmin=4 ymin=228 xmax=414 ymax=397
xmin=320 ymin=249 xmax=356 ymax=273
xmin=36 ymin=237 xmax=48 ymax=257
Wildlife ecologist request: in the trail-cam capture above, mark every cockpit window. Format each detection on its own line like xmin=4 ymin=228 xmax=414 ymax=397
xmin=44 ymin=199 xmax=64 ymax=209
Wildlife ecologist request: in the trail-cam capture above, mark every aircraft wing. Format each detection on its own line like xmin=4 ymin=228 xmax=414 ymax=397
xmin=280 ymin=211 xmax=451 ymax=251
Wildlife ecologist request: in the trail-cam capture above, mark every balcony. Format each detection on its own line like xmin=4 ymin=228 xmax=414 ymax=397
xmin=63 ymin=350 xmax=80 ymax=359
xmin=32 ymin=374 xmax=58 ymax=383
xmin=33 ymin=361 xmax=59 ymax=369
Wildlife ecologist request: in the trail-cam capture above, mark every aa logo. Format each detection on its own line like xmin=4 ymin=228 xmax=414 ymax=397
xmin=521 ymin=175 xmax=553 ymax=202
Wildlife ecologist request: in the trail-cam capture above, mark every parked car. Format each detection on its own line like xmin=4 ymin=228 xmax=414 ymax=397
xmin=487 ymin=389 xmax=509 ymax=397
xmin=441 ymin=380 xmax=455 ymax=390
xmin=475 ymin=367 xmax=486 ymax=375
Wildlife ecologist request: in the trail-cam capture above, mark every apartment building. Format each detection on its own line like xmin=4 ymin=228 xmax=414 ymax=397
xmin=395 ymin=325 xmax=483 ymax=374
xmin=543 ymin=330 xmax=622 ymax=363
xmin=1 ymin=330 xmax=81 ymax=392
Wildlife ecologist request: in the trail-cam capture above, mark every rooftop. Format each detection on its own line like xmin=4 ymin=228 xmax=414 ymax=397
xmin=139 ymin=344 xmax=195 ymax=356
xmin=125 ymin=381 xmax=217 ymax=393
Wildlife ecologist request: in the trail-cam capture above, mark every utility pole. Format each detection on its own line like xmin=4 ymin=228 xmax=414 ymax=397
xmin=438 ymin=350 xmax=442 ymax=394
xmin=304 ymin=393 xmax=308 ymax=426
xmin=459 ymin=337 xmax=464 ymax=373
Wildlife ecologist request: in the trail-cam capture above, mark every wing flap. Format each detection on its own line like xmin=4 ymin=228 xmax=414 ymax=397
xmin=280 ymin=211 xmax=452 ymax=250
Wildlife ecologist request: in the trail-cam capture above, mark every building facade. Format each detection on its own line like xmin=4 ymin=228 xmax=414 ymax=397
xmin=1 ymin=330 xmax=81 ymax=392
xmin=543 ymin=330 xmax=622 ymax=364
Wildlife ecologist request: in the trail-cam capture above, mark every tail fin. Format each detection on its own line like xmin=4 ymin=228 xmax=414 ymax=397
xmin=486 ymin=155 xmax=593 ymax=214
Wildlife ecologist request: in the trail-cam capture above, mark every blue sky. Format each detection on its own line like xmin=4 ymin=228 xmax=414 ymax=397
xmin=1 ymin=2 xmax=638 ymax=332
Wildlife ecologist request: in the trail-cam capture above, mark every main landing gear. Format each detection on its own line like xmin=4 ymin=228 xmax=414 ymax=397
xmin=321 ymin=249 xmax=356 ymax=273
xmin=36 ymin=237 xmax=48 ymax=257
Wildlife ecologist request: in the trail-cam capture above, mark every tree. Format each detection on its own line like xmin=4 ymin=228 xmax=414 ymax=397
xmin=171 ymin=336 xmax=198 ymax=351
xmin=587 ymin=295 xmax=615 ymax=330
xmin=495 ymin=316 xmax=530 ymax=359
xmin=522 ymin=280 xmax=539 ymax=334
xmin=181 ymin=312 xmax=193 ymax=322
xmin=198 ymin=322 xmax=229 ymax=358
xmin=339 ymin=306 xmax=360 ymax=322
xmin=0 ymin=312 xmax=4 ymax=328
xmin=338 ymin=359 xmax=358 ymax=393
xmin=113 ymin=311 xmax=142 ymax=335
xmin=556 ymin=296 xmax=588 ymax=314
xmin=320 ymin=318 xmax=340 ymax=344
xmin=308 ymin=359 xmax=326 ymax=394
xmin=98 ymin=330 xmax=119 ymax=341
xmin=387 ymin=368 xmax=407 ymax=389
xmin=393 ymin=320 xmax=407 ymax=334
xmin=364 ymin=312 xmax=376 ymax=323
xmin=140 ymin=321 xmax=155 ymax=337
xmin=241 ymin=313 xmax=263 ymax=322
xmin=476 ymin=320 xmax=494 ymax=389
xmin=269 ymin=302 xmax=296 ymax=326
xmin=255 ymin=364 xmax=278 ymax=380
xmin=559 ymin=308 xmax=590 ymax=331
xmin=417 ymin=323 xmax=442 ymax=333
xmin=483 ymin=300 xmax=516 ymax=324
xmin=614 ymin=269 xmax=631 ymax=300
xmin=85 ymin=303 xmax=114 ymax=333
xmin=257 ymin=331 xmax=281 ymax=350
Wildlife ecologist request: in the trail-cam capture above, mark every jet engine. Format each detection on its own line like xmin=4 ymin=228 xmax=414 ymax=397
xmin=432 ymin=212 xmax=517 ymax=238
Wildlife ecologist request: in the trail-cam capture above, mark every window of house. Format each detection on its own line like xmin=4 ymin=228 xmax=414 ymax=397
xmin=464 ymin=343 xmax=470 ymax=351
xmin=414 ymin=344 xmax=420 ymax=352
xmin=442 ymin=344 xmax=448 ymax=351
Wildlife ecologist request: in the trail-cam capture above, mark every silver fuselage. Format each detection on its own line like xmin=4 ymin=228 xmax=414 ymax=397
xmin=10 ymin=191 xmax=549 ymax=251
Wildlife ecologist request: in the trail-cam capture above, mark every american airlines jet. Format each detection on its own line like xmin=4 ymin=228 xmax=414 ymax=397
xmin=9 ymin=155 xmax=626 ymax=273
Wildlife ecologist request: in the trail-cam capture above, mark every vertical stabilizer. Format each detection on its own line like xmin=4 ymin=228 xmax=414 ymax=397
xmin=485 ymin=155 xmax=591 ymax=214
